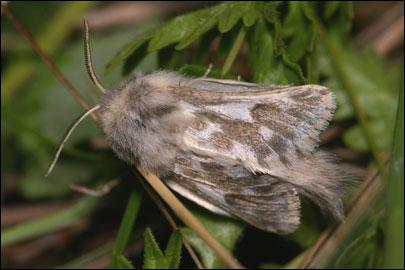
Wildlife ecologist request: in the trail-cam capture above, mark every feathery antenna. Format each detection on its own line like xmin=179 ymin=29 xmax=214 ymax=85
xmin=83 ymin=18 xmax=107 ymax=94
xmin=45 ymin=105 xmax=101 ymax=177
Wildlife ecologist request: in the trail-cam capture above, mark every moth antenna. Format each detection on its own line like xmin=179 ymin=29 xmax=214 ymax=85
xmin=203 ymin=63 xmax=213 ymax=78
xmin=45 ymin=105 xmax=101 ymax=178
xmin=83 ymin=18 xmax=107 ymax=94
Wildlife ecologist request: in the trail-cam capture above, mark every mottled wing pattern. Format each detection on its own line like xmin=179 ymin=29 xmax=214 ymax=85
xmin=162 ymin=151 xmax=301 ymax=234
xmin=173 ymin=83 xmax=336 ymax=175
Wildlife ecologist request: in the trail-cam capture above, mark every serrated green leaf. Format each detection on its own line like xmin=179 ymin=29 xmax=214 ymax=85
xmin=143 ymin=228 xmax=166 ymax=269
xmin=218 ymin=2 xmax=250 ymax=33
xmin=281 ymin=51 xmax=307 ymax=83
xmin=248 ymin=19 xmax=288 ymax=84
xmin=122 ymin=42 xmax=149 ymax=76
xmin=112 ymin=254 xmax=135 ymax=269
xmin=175 ymin=4 xmax=228 ymax=50
xmin=180 ymin=206 xmax=244 ymax=269
xmin=143 ymin=228 xmax=183 ymax=269
xmin=242 ymin=2 xmax=260 ymax=27
xmin=106 ymin=30 xmax=155 ymax=74
xmin=146 ymin=3 xmax=233 ymax=52
xmin=164 ymin=230 xmax=183 ymax=269
xmin=260 ymin=2 xmax=283 ymax=56
xmin=301 ymin=3 xmax=320 ymax=54
xmin=283 ymin=3 xmax=318 ymax=62
xmin=148 ymin=7 xmax=212 ymax=51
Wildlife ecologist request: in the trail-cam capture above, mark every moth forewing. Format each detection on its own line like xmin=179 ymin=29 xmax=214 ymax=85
xmin=48 ymin=18 xmax=356 ymax=235
xmin=99 ymin=71 xmax=356 ymax=234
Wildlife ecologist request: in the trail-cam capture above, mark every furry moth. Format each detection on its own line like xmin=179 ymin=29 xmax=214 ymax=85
xmin=47 ymin=20 xmax=357 ymax=235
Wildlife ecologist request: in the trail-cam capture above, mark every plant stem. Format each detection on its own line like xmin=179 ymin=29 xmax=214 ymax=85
xmin=221 ymin=25 xmax=246 ymax=77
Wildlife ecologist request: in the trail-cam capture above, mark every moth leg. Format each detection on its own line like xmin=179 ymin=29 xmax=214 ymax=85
xmin=182 ymin=63 xmax=214 ymax=87
xmin=203 ymin=63 xmax=213 ymax=78
xmin=70 ymin=179 xmax=120 ymax=197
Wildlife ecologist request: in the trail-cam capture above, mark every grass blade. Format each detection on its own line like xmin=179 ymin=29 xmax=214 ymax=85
xmin=384 ymin=82 xmax=404 ymax=268
xmin=109 ymin=191 xmax=142 ymax=269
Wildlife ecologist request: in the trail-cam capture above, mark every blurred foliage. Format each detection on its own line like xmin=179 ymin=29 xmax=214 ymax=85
xmin=1 ymin=1 xmax=403 ymax=269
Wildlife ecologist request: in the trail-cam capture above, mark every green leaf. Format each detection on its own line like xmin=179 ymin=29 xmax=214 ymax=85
xmin=242 ymin=2 xmax=260 ymax=27
xmin=143 ymin=228 xmax=165 ymax=269
xmin=143 ymin=228 xmax=183 ymax=269
xmin=147 ymin=3 xmax=229 ymax=52
xmin=164 ymin=230 xmax=183 ymax=269
xmin=106 ymin=30 xmax=155 ymax=74
xmin=283 ymin=2 xmax=308 ymax=61
xmin=384 ymin=82 xmax=404 ymax=268
xmin=218 ymin=2 xmax=252 ymax=33
xmin=180 ymin=206 xmax=244 ymax=269
xmin=260 ymin=2 xmax=283 ymax=55
xmin=148 ymin=8 xmax=210 ymax=51
xmin=248 ymin=18 xmax=288 ymax=84
xmin=109 ymin=191 xmax=142 ymax=269
xmin=111 ymin=254 xmax=136 ymax=269
xmin=174 ymin=4 xmax=227 ymax=50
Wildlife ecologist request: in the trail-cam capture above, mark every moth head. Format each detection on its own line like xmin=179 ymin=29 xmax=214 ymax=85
xmin=46 ymin=19 xmax=182 ymax=176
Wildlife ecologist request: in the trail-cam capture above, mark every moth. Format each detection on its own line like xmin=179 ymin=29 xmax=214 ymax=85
xmin=47 ymin=20 xmax=356 ymax=235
